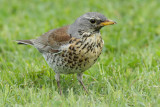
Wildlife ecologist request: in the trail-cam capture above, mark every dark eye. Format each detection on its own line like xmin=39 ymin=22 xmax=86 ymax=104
xmin=90 ymin=19 xmax=96 ymax=24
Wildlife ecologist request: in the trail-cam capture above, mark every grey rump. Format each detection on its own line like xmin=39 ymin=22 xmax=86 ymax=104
xmin=16 ymin=12 xmax=116 ymax=94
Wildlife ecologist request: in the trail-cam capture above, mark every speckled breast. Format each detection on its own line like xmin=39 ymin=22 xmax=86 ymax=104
xmin=43 ymin=33 xmax=104 ymax=74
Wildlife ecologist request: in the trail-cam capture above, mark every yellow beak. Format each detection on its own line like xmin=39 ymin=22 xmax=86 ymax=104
xmin=100 ymin=19 xmax=116 ymax=26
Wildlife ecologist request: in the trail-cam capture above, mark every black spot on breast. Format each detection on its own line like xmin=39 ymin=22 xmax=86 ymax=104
xmin=74 ymin=56 xmax=78 ymax=59
xmin=63 ymin=50 xmax=67 ymax=53
xmin=68 ymin=60 xmax=72 ymax=63
xmin=69 ymin=45 xmax=76 ymax=51
xmin=76 ymin=41 xmax=82 ymax=45
xmin=77 ymin=43 xmax=83 ymax=48
xmin=84 ymin=49 xmax=89 ymax=54
xmin=79 ymin=59 xmax=83 ymax=62
xmin=69 ymin=40 xmax=72 ymax=43
xmin=87 ymin=46 xmax=91 ymax=50
xmin=98 ymin=43 xmax=101 ymax=47
xmin=65 ymin=54 xmax=68 ymax=57
xmin=94 ymin=59 xmax=97 ymax=62
xmin=73 ymin=52 xmax=77 ymax=55
xmin=78 ymin=63 xmax=81 ymax=66
xmin=85 ymin=58 xmax=88 ymax=61
xmin=62 ymin=53 xmax=65 ymax=57
xmin=72 ymin=47 xmax=76 ymax=51
xmin=73 ymin=58 xmax=77 ymax=61
xmin=75 ymin=67 xmax=78 ymax=70
xmin=83 ymin=37 xmax=87 ymax=42
xmin=70 ymin=66 xmax=74 ymax=68
xmin=90 ymin=48 xmax=93 ymax=52
xmin=64 ymin=58 xmax=67 ymax=61
xmin=73 ymin=38 xmax=77 ymax=41
xmin=65 ymin=64 xmax=68 ymax=67
xmin=69 ymin=56 xmax=72 ymax=60
xmin=69 ymin=46 xmax=72 ymax=50
xmin=82 ymin=43 xmax=89 ymax=49
xmin=72 ymin=63 xmax=75 ymax=66
xmin=69 ymin=52 xmax=72 ymax=56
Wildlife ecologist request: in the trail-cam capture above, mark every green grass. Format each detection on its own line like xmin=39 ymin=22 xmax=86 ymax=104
xmin=0 ymin=0 xmax=160 ymax=106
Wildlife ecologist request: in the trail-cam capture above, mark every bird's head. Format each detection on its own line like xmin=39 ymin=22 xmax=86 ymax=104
xmin=68 ymin=12 xmax=116 ymax=38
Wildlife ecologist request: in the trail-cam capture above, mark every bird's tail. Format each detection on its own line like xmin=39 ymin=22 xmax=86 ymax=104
xmin=16 ymin=40 xmax=33 ymax=45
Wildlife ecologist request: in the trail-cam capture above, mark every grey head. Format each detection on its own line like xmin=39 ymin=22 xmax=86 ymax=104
xmin=68 ymin=12 xmax=116 ymax=38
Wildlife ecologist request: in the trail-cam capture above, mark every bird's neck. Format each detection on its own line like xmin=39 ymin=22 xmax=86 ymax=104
xmin=68 ymin=24 xmax=100 ymax=39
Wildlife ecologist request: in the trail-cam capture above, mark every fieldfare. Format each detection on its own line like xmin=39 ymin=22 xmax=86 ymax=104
xmin=16 ymin=12 xmax=116 ymax=94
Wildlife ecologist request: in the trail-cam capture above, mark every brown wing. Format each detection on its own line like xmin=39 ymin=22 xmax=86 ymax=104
xmin=48 ymin=26 xmax=71 ymax=47
xmin=31 ymin=26 xmax=71 ymax=53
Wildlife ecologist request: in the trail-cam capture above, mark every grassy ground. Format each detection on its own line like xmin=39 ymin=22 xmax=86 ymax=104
xmin=0 ymin=0 xmax=160 ymax=106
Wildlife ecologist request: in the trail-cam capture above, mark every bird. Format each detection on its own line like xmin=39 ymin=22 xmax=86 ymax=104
xmin=16 ymin=12 xmax=116 ymax=94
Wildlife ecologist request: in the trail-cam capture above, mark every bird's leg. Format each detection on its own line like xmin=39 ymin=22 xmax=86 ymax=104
xmin=77 ymin=73 xmax=88 ymax=93
xmin=55 ymin=73 xmax=62 ymax=95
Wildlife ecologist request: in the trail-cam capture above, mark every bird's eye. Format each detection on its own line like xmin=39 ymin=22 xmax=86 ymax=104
xmin=90 ymin=19 xmax=96 ymax=24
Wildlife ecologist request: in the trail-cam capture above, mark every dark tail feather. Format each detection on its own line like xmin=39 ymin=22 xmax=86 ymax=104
xmin=16 ymin=40 xmax=33 ymax=45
